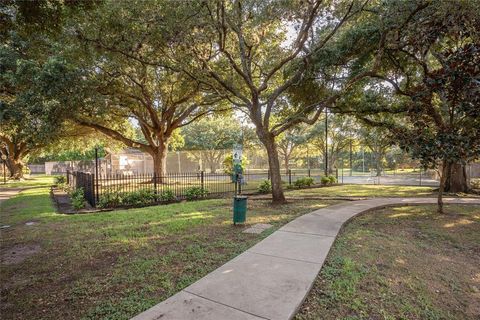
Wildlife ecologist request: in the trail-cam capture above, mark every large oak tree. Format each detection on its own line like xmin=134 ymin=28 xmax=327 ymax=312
xmin=163 ymin=0 xmax=396 ymax=203
xmin=65 ymin=0 xmax=224 ymax=179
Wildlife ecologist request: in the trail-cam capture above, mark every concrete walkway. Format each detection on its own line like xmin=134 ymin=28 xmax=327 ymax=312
xmin=132 ymin=197 xmax=480 ymax=320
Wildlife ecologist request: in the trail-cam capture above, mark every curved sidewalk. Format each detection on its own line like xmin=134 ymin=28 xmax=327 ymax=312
xmin=132 ymin=197 xmax=480 ymax=320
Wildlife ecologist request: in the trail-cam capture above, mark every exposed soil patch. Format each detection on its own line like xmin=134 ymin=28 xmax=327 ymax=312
xmin=51 ymin=187 xmax=98 ymax=214
xmin=1 ymin=244 xmax=41 ymax=265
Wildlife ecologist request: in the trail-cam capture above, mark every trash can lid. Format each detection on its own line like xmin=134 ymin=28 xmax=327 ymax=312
xmin=234 ymin=195 xmax=248 ymax=199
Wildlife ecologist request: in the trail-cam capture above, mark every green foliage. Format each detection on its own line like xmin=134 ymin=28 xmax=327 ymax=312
xmin=98 ymin=189 xmax=157 ymax=208
xmin=328 ymin=175 xmax=337 ymax=184
xmin=121 ymin=189 xmax=157 ymax=206
xmin=184 ymin=187 xmax=208 ymax=201
xmin=30 ymin=146 xmax=108 ymax=163
xmin=69 ymin=188 xmax=85 ymax=210
xmin=321 ymin=176 xmax=331 ymax=185
xmin=97 ymin=190 xmax=123 ymax=208
xmin=182 ymin=117 xmax=242 ymax=151
xmin=293 ymin=177 xmax=315 ymax=188
xmin=257 ymin=180 xmax=272 ymax=194
xmin=351 ymin=1 xmax=480 ymax=197
xmin=159 ymin=188 xmax=176 ymax=202
xmin=54 ymin=175 xmax=66 ymax=185
xmin=223 ymin=154 xmax=249 ymax=175
xmin=60 ymin=0 xmax=221 ymax=167
xmin=471 ymin=179 xmax=480 ymax=190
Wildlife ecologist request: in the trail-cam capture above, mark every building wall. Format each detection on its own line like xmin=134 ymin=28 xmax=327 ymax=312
xmin=28 ymin=164 xmax=45 ymax=174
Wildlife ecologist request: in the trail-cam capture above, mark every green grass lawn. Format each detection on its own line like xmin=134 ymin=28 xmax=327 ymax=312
xmin=0 ymin=176 xmax=457 ymax=320
xmin=286 ymin=184 xmax=436 ymax=198
xmin=0 ymin=183 xmax=341 ymax=320
xmin=1 ymin=174 xmax=54 ymax=189
xmin=295 ymin=204 xmax=480 ymax=320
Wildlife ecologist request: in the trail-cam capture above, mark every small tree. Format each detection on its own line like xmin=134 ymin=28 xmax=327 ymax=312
xmin=357 ymin=126 xmax=391 ymax=177
xmin=276 ymin=126 xmax=309 ymax=172
xmin=182 ymin=117 xmax=242 ymax=173
xmin=306 ymin=115 xmax=356 ymax=174
xmin=61 ymin=0 xmax=224 ymax=180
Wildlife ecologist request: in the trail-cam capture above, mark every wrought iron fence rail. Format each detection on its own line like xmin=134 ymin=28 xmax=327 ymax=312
xmin=66 ymin=168 xmax=440 ymax=208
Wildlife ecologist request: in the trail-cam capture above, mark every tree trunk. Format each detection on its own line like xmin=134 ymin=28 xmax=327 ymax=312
xmin=444 ymin=162 xmax=469 ymax=193
xmin=151 ymin=142 xmax=168 ymax=183
xmin=284 ymin=155 xmax=289 ymax=172
xmin=6 ymin=157 xmax=24 ymax=180
xmin=206 ymin=151 xmax=217 ymax=173
xmin=376 ymin=156 xmax=382 ymax=176
xmin=438 ymin=160 xmax=448 ymax=214
xmin=260 ymin=134 xmax=286 ymax=204
xmin=209 ymin=163 xmax=216 ymax=174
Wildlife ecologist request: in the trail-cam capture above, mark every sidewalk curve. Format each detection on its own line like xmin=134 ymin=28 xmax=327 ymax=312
xmin=131 ymin=197 xmax=480 ymax=320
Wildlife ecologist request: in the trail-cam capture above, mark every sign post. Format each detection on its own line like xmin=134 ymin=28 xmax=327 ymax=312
xmin=232 ymin=144 xmax=247 ymax=224
xmin=232 ymin=144 xmax=243 ymax=194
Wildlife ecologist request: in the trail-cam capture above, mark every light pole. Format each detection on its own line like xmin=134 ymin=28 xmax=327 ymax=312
xmin=324 ymin=108 xmax=328 ymax=176
xmin=362 ymin=148 xmax=365 ymax=175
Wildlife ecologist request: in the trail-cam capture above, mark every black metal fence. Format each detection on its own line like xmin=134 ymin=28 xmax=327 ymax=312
xmin=66 ymin=169 xmax=328 ymax=208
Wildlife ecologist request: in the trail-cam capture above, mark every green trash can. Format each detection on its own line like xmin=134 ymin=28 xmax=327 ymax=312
xmin=233 ymin=195 xmax=247 ymax=224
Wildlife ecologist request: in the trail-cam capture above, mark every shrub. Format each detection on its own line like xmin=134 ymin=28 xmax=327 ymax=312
xmin=98 ymin=190 xmax=123 ymax=208
xmin=328 ymin=175 xmax=337 ymax=184
xmin=159 ymin=188 xmax=176 ymax=202
xmin=471 ymin=178 xmax=480 ymax=189
xmin=70 ymin=188 xmax=85 ymax=210
xmin=185 ymin=186 xmax=208 ymax=200
xmin=293 ymin=177 xmax=315 ymax=188
xmin=98 ymin=189 xmax=157 ymax=208
xmin=121 ymin=189 xmax=156 ymax=206
xmin=321 ymin=176 xmax=330 ymax=185
xmin=23 ymin=166 xmax=31 ymax=175
xmin=257 ymin=180 xmax=272 ymax=194
xmin=54 ymin=175 xmax=66 ymax=185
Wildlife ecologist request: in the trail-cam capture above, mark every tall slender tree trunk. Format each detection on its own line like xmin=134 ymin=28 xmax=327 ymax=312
xmin=375 ymin=153 xmax=382 ymax=177
xmin=284 ymin=155 xmax=289 ymax=172
xmin=444 ymin=162 xmax=469 ymax=193
xmin=259 ymin=133 xmax=286 ymax=204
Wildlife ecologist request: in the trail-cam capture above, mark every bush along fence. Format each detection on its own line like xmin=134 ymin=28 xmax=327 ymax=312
xmin=66 ymin=169 xmax=337 ymax=208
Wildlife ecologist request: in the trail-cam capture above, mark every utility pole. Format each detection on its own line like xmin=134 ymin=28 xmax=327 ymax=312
xmin=349 ymin=138 xmax=353 ymax=176
xmin=324 ymin=108 xmax=328 ymax=176
xmin=95 ymin=147 xmax=99 ymax=205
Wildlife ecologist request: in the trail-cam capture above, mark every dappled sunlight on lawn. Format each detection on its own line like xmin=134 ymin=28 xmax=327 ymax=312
xmin=288 ymin=184 xmax=436 ymax=198
xmin=296 ymin=203 xmax=480 ymax=320
xmin=389 ymin=213 xmax=412 ymax=218
xmin=443 ymin=219 xmax=474 ymax=228
xmin=1 ymin=175 xmax=54 ymax=189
